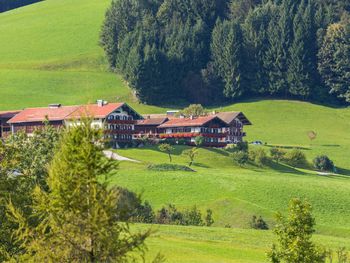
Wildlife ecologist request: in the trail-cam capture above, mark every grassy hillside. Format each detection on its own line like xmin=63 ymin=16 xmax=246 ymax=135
xmin=1 ymin=0 xmax=350 ymax=262
xmin=0 ymin=0 xmax=154 ymax=111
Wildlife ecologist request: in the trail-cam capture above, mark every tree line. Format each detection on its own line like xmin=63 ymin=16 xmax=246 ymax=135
xmin=0 ymin=0 xmax=41 ymax=12
xmin=100 ymin=0 xmax=350 ymax=105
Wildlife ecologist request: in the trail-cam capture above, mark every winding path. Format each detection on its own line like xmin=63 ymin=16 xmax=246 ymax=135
xmin=103 ymin=150 xmax=140 ymax=163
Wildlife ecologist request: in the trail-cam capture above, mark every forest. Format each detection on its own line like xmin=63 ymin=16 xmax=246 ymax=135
xmin=100 ymin=0 xmax=350 ymax=105
xmin=0 ymin=0 xmax=41 ymax=12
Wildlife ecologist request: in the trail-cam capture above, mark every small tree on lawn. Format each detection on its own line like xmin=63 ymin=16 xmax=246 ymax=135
xmin=232 ymin=151 xmax=249 ymax=167
xmin=267 ymin=198 xmax=326 ymax=263
xmin=270 ymin=147 xmax=286 ymax=163
xmin=205 ymin=209 xmax=214 ymax=226
xmin=307 ymin=131 xmax=317 ymax=143
xmin=7 ymin=119 xmax=156 ymax=262
xmin=159 ymin=143 xmax=175 ymax=162
xmin=194 ymin=136 xmax=205 ymax=147
xmin=313 ymin=155 xmax=335 ymax=172
xmin=182 ymin=148 xmax=198 ymax=166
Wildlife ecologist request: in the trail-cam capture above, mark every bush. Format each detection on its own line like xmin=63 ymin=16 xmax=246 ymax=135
xmin=285 ymin=149 xmax=308 ymax=167
xmin=183 ymin=206 xmax=204 ymax=226
xmin=205 ymin=209 xmax=214 ymax=226
xmin=155 ymin=204 xmax=210 ymax=227
xmin=194 ymin=136 xmax=205 ymax=147
xmin=232 ymin=151 xmax=249 ymax=167
xmin=270 ymin=147 xmax=287 ymax=163
xmin=250 ymin=215 xmax=269 ymax=230
xmin=147 ymin=163 xmax=195 ymax=172
xmin=114 ymin=187 xmax=155 ymax=223
xmin=249 ymin=148 xmax=269 ymax=166
xmin=177 ymin=138 xmax=187 ymax=145
xmin=236 ymin=141 xmax=249 ymax=152
xmin=313 ymin=155 xmax=335 ymax=172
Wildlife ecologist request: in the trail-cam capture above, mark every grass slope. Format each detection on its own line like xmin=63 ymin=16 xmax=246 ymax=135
xmin=0 ymin=0 xmax=160 ymax=112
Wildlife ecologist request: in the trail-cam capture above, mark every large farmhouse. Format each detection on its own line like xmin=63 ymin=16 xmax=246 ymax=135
xmin=2 ymin=101 xmax=251 ymax=148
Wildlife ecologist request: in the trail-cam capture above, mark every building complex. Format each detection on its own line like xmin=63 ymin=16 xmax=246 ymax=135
xmin=0 ymin=101 xmax=251 ymax=148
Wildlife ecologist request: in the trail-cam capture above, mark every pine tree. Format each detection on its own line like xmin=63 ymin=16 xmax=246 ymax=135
xmin=7 ymin=119 xmax=153 ymax=262
xmin=318 ymin=22 xmax=350 ymax=103
xmin=211 ymin=19 xmax=247 ymax=99
xmin=287 ymin=0 xmax=313 ymax=98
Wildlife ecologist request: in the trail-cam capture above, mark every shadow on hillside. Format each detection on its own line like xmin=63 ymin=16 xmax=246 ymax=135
xmin=265 ymin=144 xmax=311 ymax=151
xmin=268 ymin=161 xmax=307 ymax=175
xmin=205 ymin=148 xmax=230 ymax=157
xmin=321 ymin=144 xmax=341 ymax=147
xmin=337 ymin=167 xmax=350 ymax=177
xmin=193 ymin=163 xmax=210 ymax=168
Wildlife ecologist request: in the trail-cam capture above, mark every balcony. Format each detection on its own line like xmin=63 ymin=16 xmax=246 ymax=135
xmin=159 ymin=132 xmax=227 ymax=139
xmin=106 ymin=120 xmax=135 ymax=124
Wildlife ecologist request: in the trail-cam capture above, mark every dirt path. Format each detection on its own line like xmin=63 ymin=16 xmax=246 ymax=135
xmin=103 ymin=150 xmax=140 ymax=163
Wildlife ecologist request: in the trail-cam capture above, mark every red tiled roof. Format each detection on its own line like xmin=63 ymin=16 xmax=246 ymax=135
xmin=7 ymin=106 xmax=80 ymax=124
xmin=137 ymin=117 xmax=169 ymax=126
xmin=66 ymin=103 xmax=125 ymax=119
xmin=158 ymin=115 xmax=220 ymax=128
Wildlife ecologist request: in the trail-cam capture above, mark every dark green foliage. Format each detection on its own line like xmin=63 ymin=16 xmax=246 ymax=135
xmin=284 ymin=148 xmax=308 ymax=167
xmin=318 ymin=22 xmax=350 ymax=103
xmin=313 ymin=155 xmax=335 ymax=172
xmin=267 ymin=198 xmax=326 ymax=263
xmin=270 ymin=147 xmax=287 ymax=163
xmin=232 ymin=151 xmax=249 ymax=167
xmin=250 ymin=215 xmax=269 ymax=230
xmin=211 ymin=19 xmax=247 ymax=99
xmin=155 ymin=204 xmax=207 ymax=226
xmin=147 ymin=163 xmax=195 ymax=172
xmin=0 ymin=0 xmax=41 ymax=12
xmin=101 ymin=0 xmax=350 ymax=105
xmin=249 ymin=148 xmax=269 ymax=166
xmin=0 ymin=125 xmax=59 ymax=261
xmin=205 ymin=209 xmax=214 ymax=226
xmin=114 ymin=187 xmax=155 ymax=223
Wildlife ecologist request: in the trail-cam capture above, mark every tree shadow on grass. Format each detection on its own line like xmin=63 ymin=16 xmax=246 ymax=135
xmin=265 ymin=144 xmax=311 ymax=151
xmin=193 ymin=162 xmax=211 ymax=168
xmin=336 ymin=167 xmax=350 ymax=177
xmin=267 ymin=161 xmax=307 ymax=175
xmin=205 ymin=147 xmax=230 ymax=157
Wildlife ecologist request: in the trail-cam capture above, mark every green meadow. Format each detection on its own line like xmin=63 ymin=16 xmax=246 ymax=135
xmin=1 ymin=0 xmax=350 ymax=261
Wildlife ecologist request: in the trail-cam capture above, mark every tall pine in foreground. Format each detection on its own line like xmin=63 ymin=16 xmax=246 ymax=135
xmin=7 ymin=120 xmax=155 ymax=262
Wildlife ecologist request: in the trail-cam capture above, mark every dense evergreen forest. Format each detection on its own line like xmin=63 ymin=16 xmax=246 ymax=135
xmin=0 ymin=0 xmax=41 ymax=12
xmin=100 ymin=0 xmax=350 ymax=105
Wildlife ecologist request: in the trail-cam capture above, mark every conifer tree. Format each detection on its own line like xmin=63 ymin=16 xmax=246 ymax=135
xmin=7 ymin=120 xmax=153 ymax=262
xmin=211 ymin=19 xmax=247 ymax=99
xmin=318 ymin=22 xmax=350 ymax=103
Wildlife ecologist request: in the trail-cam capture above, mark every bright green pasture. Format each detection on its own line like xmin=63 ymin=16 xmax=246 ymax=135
xmin=114 ymin=146 xmax=350 ymax=238
xmin=135 ymin=224 xmax=350 ymax=263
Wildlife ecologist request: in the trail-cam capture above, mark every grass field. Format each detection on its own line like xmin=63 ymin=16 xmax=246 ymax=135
xmin=1 ymin=0 xmax=350 ymax=261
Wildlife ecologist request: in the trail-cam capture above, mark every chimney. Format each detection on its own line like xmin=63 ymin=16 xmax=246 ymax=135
xmin=49 ymin=104 xmax=61 ymax=109
xmin=97 ymin=100 xmax=104 ymax=107
xmin=212 ymin=110 xmax=217 ymax=115
xmin=179 ymin=114 xmax=185 ymax=119
xmin=190 ymin=115 xmax=194 ymax=120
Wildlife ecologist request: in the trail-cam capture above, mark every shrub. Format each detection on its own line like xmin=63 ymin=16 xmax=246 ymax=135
xmin=270 ymin=147 xmax=287 ymax=163
xmin=155 ymin=204 xmax=210 ymax=227
xmin=313 ymin=155 xmax=335 ymax=172
xmin=147 ymin=163 xmax=195 ymax=172
xmin=194 ymin=136 xmax=205 ymax=147
xmin=183 ymin=206 xmax=204 ymax=226
xmin=232 ymin=151 xmax=249 ymax=167
xmin=249 ymin=148 xmax=269 ymax=166
xmin=236 ymin=141 xmax=249 ymax=152
xmin=182 ymin=148 xmax=198 ymax=166
xmin=250 ymin=215 xmax=269 ymax=230
xmin=205 ymin=209 xmax=214 ymax=226
xmin=177 ymin=138 xmax=187 ymax=145
xmin=285 ymin=149 xmax=308 ymax=167
xmin=158 ymin=143 xmax=175 ymax=162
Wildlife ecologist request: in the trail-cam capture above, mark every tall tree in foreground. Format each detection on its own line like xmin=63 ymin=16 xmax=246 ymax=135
xmin=7 ymin=120 xmax=154 ymax=262
xmin=267 ymin=198 xmax=326 ymax=263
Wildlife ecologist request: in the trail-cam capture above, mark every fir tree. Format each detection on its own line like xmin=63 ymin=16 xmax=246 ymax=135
xmin=7 ymin=119 xmax=154 ymax=262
